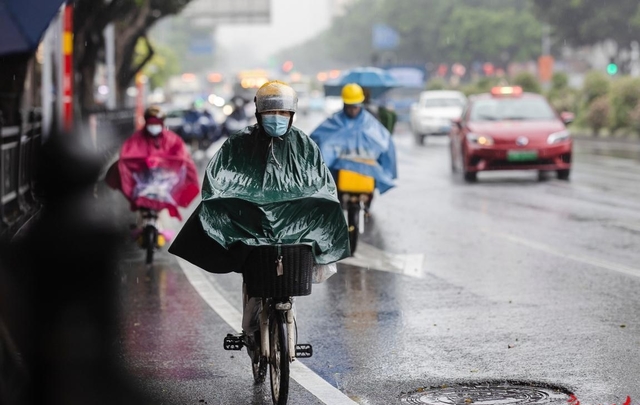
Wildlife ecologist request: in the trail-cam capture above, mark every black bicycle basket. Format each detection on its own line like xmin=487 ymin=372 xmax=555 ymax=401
xmin=242 ymin=244 xmax=314 ymax=298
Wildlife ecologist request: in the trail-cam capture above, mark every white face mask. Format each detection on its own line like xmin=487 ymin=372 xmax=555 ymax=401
xmin=146 ymin=124 xmax=163 ymax=136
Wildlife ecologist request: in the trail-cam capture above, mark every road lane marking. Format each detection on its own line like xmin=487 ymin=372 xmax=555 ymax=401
xmin=178 ymin=258 xmax=359 ymax=405
xmin=340 ymin=241 xmax=425 ymax=278
xmin=485 ymin=230 xmax=640 ymax=279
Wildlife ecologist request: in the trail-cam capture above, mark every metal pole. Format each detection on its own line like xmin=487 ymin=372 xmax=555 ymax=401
xmin=42 ymin=18 xmax=55 ymax=141
xmin=105 ymin=24 xmax=117 ymax=109
xmin=542 ymin=24 xmax=551 ymax=56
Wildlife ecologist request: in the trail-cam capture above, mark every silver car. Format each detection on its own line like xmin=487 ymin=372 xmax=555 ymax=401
xmin=409 ymin=90 xmax=467 ymax=145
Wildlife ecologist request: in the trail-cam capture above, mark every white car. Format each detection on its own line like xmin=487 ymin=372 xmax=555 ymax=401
xmin=409 ymin=90 xmax=467 ymax=145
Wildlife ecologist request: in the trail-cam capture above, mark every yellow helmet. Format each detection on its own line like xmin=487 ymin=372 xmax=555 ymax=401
xmin=255 ymin=80 xmax=298 ymax=113
xmin=341 ymin=83 xmax=365 ymax=105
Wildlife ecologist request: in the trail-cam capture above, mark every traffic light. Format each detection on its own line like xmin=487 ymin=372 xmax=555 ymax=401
xmin=607 ymin=58 xmax=618 ymax=75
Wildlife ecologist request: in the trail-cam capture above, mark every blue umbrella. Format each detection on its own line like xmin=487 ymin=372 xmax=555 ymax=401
xmin=324 ymin=66 xmax=399 ymax=99
xmin=0 ymin=0 xmax=67 ymax=55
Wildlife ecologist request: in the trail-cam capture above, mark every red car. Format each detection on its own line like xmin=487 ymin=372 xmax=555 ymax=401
xmin=449 ymin=86 xmax=573 ymax=182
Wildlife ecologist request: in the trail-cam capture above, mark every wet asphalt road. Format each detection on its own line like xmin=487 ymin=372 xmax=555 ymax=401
xmin=110 ymin=114 xmax=640 ymax=405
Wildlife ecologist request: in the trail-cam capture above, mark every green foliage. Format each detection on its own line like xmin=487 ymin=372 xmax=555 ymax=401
xmin=136 ymin=39 xmax=180 ymax=89
xmin=551 ymin=72 xmax=569 ymax=91
xmin=283 ymin=0 xmax=541 ymax=71
xmin=585 ymin=96 xmax=610 ymax=136
xmin=608 ymin=76 xmax=640 ymax=133
xmin=582 ymin=71 xmax=610 ymax=106
xmin=425 ymin=77 xmax=448 ymax=91
xmin=436 ymin=5 xmax=541 ymax=66
xmin=460 ymin=76 xmax=502 ymax=96
xmin=531 ymin=0 xmax=640 ymax=50
xmin=549 ymin=88 xmax=580 ymax=115
xmin=546 ymin=72 xmax=578 ymax=114
xmin=627 ymin=102 xmax=640 ymax=135
xmin=512 ymin=71 xmax=541 ymax=93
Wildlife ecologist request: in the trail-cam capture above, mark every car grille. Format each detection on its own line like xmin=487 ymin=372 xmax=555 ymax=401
xmin=490 ymin=158 xmax=555 ymax=167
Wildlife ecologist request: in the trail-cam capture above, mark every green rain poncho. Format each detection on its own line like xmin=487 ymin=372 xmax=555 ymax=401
xmin=169 ymin=125 xmax=350 ymax=273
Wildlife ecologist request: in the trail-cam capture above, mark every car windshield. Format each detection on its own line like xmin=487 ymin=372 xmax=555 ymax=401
xmin=469 ymin=98 xmax=557 ymax=121
xmin=422 ymin=98 xmax=465 ymax=108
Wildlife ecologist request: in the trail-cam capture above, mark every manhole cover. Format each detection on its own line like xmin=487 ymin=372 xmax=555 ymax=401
xmin=400 ymin=381 xmax=572 ymax=405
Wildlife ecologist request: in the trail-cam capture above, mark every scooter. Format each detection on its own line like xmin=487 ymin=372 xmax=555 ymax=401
xmin=336 ymin=169 xmax=375 ymax=255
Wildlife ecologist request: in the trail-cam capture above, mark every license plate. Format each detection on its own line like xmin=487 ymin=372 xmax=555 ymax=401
xmin=507 ymin=150 xmax=538 ymax=161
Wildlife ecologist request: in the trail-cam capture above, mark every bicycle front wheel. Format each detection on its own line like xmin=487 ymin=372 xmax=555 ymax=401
xmin=144 ymin=225 xmax=156 ymax=265
xmin=347 ymin=203 xmax=360 ymax=255
xmin=269 ymin=310 xmax=289 ymax=405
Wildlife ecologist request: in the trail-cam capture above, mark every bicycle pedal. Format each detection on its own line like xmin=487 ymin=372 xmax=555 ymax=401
xmin=223 ymin=334 xmax=244 ymax=351
xmin=295 ymin=344 xmax=313 ymax=358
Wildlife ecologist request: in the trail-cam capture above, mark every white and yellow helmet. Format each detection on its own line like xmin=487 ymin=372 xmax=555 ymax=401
xmin=254 ymin=80 xmax=298 ymax=113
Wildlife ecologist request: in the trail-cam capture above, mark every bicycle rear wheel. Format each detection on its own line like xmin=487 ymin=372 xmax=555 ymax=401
xmin=269 ymin=310 xmax=289 ymax=405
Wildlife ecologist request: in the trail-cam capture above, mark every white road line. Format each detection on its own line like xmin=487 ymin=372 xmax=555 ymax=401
xmin=340 ymin=242 xmax=425 ymax=278
xmin=485 ymin=230 xmax=640 ymax=279
xmin=178 ymin=258 xmax=359 ymax=405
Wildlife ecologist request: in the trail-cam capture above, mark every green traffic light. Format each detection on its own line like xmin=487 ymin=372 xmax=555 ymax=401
xmin=607 ymin=63 xmax=618 ymax=75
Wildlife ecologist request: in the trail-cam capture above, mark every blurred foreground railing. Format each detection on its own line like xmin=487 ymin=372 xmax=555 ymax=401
xmin=0 ymin=109 xmax=42 ymax=239
xmin=0 ymin=108 xmax=135 ymax=239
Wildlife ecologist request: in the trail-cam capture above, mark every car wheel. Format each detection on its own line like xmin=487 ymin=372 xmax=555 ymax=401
xmin=463 ymin=171 xmax=477 ymax=182
xmin=537 ymin=171 xmax=548 ymax=181
xmin=462 ymin=147 xmax=476 ymax=182
xmin=449 ymin=142 xmax=458 ymax=173
xmin=557 ymin=169 xmax=570 ymax=180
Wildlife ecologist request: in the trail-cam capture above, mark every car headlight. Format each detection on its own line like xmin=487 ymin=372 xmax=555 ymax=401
xmin=466 ymin=133 xmax=494 ymax=146
xmin=547 ymin=130 xmax=570 ymax=144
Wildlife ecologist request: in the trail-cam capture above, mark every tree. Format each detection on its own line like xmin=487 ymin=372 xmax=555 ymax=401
xmin=73 ymin=0 xmax=193 ymax=114
xmin=530 ymin=0 xmax=640 ymax=55
xmin=136 ymin=40 xmax=180 ymax=90
xmin=278 ymin=0 xmax=542 ymax=76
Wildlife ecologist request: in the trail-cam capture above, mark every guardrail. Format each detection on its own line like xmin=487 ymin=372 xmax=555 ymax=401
xmin=0 ymin=109 xmax=42 ymax=239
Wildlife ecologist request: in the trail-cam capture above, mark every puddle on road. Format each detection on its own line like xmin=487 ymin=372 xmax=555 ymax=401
xmin=399 ymin=380 xmax=572 ymax=404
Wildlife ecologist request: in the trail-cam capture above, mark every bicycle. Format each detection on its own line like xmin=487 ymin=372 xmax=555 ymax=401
xmin=223 ymin=244 xmax=314 ymax=405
